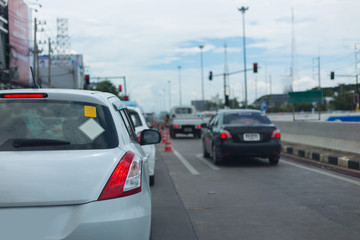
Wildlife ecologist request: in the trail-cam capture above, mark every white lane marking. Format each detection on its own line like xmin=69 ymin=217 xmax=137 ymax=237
xmin=282 ymin=160 xmax=360 ymax=186
xmin=173 ymin=148 xmax=200 ymax=175
xmin=195 ymin=154 xmax=220 ymax=170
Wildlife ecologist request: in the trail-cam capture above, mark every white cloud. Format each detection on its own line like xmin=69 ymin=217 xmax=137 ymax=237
xmin=33 ymin=0 xmax=360 ymax=112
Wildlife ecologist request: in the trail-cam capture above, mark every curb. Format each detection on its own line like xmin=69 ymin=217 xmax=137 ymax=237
xmin=281 ymin=145 xmax=360 ymax=171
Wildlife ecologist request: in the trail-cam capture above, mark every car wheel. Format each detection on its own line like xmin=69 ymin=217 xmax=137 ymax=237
xmin=150 ymin=175 xmax=155 ymax=186
xmin=212 ymin=144 xmax=223 ymax=165
xmin=203 ymin=141 xmax=210 ymax=158
xmin=269 ymin=155 xmax=280 ymax=165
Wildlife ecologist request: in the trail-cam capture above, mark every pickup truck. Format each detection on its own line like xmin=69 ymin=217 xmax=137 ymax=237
xmin=169 ymin=105 xmax=205 ymax=138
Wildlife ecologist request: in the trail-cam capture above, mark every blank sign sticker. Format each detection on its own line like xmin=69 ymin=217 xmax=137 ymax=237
xmin=79 ymin=118 xmax=105 ymax=141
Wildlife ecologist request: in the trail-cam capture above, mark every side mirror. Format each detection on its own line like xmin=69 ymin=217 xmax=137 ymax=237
xmin=139 ymin=129 xmax=161 ymax=145
xmin=201 ymin=123 xmax=207 ymax=128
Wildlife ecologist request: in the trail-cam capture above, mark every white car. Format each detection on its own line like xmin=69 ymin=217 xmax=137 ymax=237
xmin=127 ymin=106 xmax=156 ymax=186
xmin=0 ymin=89 xmax=161 ymax=240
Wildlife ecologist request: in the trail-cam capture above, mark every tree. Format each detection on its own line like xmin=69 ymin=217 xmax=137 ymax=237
xmin=329 ymin=92 xmax=354 ymax=110
xmin=96 ymin=80 xmax=119 ymax=96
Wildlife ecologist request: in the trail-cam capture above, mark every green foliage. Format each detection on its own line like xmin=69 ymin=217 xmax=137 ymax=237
xmin=95 ymin=80 xmax=119 ymax=96
xmin=205 ymin=97 xmax=241 ymax=110
xmin=329 ymin=92 xmax=354 ymax=110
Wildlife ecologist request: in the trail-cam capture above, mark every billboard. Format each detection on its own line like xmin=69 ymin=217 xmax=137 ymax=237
xmin=8 ymin=0 xmax=31 ymax=86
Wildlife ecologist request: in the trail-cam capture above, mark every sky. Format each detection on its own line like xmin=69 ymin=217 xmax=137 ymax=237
xmin=29 ymin=0 xmax=360 ymax=113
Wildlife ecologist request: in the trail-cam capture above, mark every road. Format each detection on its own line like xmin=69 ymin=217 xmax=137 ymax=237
xmin=151 ymin=135 xmax=360 ymax=240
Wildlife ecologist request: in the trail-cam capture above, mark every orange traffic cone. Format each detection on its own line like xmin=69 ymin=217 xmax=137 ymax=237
xmin=163 ymin=128 xmax=173 ymax=152
xmin=161 ymin=127 xmax=167 ymax=144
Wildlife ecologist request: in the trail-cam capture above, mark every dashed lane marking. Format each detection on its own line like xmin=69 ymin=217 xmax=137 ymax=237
xmin=173 ymin=148 xmax=200 ymax=175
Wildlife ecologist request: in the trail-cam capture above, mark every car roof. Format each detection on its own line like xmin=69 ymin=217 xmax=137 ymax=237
xmin=127 ymin=106 xmax=145 ymax=114
xmin=0 ymin=88 xmax=117 ymax=105
xmin=218 ymin=109 xmax=263 ymax=114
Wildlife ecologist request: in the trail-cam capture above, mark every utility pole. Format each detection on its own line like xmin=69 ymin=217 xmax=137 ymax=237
xmin=312 ymin=56 xmax=321 ymax=89
xmin=318 ymin=56 xmax=321 ymax=89
xmin=48 ymin=38 xmax=51 ymax=88
xmin=224 ymin=43 xmax=229 ymax=108
xmin=238 ymin=6 xmax=249 ymax=108
xmin=178 ymin=66 xmax=182 ymax=105
xmin=33 ymin=17 xmax=38 ymax=86
xmin=199 ymin=45 xmax=205 ymax=102
xmin=290 ymin=8 xmax=295 ymax=92
xmin=168 ymin=80 xmax=171 ymax=110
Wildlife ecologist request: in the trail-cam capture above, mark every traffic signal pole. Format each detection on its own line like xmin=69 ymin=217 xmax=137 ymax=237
xmin=330 ymin=72 xmax=359 ymax=111
xmin=209 ymin=65 xmax=257 ymax=108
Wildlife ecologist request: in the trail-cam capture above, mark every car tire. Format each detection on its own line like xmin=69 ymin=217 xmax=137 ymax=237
xmin=203 ymin=141 xmax=210 ymax=158
xmin=196 ymin=131 xmax=202 ymax=139
xmin=212 ymin=144 xmax=223 ymax=165
xmin=150 ymin=175 xmax=155 ymax=186
xmin=269 ymin=155 xmax=280 ymax=165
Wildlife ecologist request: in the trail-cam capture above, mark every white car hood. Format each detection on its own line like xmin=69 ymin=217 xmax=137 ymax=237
xmin=0 ymin=149 xmax=125 ymax=207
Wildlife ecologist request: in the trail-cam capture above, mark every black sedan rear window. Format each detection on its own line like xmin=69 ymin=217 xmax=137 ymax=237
xmin=0 ymin=100 xmax=118 ymax=151
xmin=223 ymin=112 xmax=272 ymax=125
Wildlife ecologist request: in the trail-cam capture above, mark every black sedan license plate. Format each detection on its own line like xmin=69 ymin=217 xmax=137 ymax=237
xmin=243 ymin=133 xmax=260 ymax=141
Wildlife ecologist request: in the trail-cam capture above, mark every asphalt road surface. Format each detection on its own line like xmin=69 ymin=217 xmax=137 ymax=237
xmin=151 ymin=135 xmax=360 ymax=240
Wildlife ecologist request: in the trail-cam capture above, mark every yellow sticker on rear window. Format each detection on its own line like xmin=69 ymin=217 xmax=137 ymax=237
xmin=84 ymin=106 xmax=97 ymax=118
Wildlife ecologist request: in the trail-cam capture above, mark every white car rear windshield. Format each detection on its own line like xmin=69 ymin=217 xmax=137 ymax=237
xmin=0 ymin=100 xmax=118 ymax=151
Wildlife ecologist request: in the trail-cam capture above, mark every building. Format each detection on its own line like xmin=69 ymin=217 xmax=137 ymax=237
xmin=38 ymin=54 xmax=85 ymax=89
xmin=191 ymin=100 xmax=209 ymax=112
xmin=0 ymin=0 xmax=8 ymax=88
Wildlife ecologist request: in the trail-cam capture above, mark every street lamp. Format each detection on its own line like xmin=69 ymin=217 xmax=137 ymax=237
xmin=178 ymin=66 xmax=182 ymax=105
xmin=168 ymin=80 xmax=171 ymax=110
xmin=199 ymin=45 xmax=205 ymax=102
xmin=238 ymin=6 xmax=249 ymax=108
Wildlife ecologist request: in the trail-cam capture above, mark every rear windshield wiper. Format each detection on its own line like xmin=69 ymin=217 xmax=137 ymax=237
xmin=12 ymin=139 xmax=71 ymax=148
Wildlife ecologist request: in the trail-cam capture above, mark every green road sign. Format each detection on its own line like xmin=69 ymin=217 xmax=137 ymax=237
xmin=288 ymin=90 xmax=323 ymax=104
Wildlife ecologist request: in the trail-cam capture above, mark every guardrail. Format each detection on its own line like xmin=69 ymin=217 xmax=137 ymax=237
xmin=272 ymin=120 xmax=360 ymax=155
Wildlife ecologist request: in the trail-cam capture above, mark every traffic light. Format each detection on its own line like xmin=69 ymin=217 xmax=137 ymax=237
xmin=225 ymin=95 xmax=229 ymax=107
xmin=119 ymin=85 xmax=122 ymax=92
xmin=354 ymin=94 xmax=359 ymax=104
xmin=330 ymin=72 xmax=335 ymax=80
xmin=253 ymin=63 xmax=258 ymax=73
xmin=123 ymin=96 xmax=129 ymax=101
xmin=208 ymin=71 xmax=213 ymax=80
xmin=85 ymin=75 xmax=90 ymax=84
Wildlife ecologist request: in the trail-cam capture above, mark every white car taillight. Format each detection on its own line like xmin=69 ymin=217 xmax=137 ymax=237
xmin=271 ymin=129 xmax=281 ymax=139
xmin=98 ymin=151 xmax=142 ymax=201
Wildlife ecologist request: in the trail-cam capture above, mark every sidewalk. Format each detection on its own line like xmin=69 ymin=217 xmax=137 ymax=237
xmin=281 ymin=141 xmax=360 ymax=171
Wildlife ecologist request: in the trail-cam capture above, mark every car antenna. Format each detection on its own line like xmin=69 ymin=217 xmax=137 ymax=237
xmin=30 ymin=66 xmax=40 ymax=88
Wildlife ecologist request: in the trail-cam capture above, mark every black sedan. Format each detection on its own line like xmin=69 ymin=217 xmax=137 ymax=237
xmin=202 ymin=109 xmax=281 ymax=165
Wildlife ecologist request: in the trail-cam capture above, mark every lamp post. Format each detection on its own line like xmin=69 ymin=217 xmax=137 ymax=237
xmin=178 ymin=66 xmax=182 ymax=105
xmin=168 ymin=80 xmax=171 ymax=111
xmin=238 ymin=6 xmax=249 ymax=108
xmin=199 ymin=45 xmax=205 ymax=101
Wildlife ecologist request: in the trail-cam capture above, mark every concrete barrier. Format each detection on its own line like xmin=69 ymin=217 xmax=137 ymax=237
xmin=272 ymin=121 xmax=360 ymax=154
